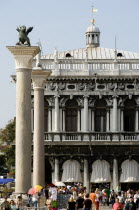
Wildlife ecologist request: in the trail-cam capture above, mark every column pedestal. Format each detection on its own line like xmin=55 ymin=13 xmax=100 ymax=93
xmin=7 ymin=46 xmax=40 ymax=193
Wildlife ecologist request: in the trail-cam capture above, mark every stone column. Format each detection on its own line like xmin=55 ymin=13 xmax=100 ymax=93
xmin=84 ymin=159 xmax=90 ymax=193
xmin=113 ymin=159 xmax=119 ymax=192
xmin=112 ymin=96 xmax=118 ymax=132
xmin=135 ymin=107 xmax=139 ymax=132
xmin=7 ymin=46 xmax=40 ymax=193
xmin=77 ymin=108 xmax=81 ymax=132
xmin=55 ymin=158 xmax=59 ymax=182
xmin=48 ymin=108 xmax=52 ymax=132
xmin=120 ymin=107 xmax=124 ymax=131
xmin=32 ymin=70 xmax=51 ymax=186
xmin=106 ymin=108 xmax=110 ymax=132
xmin=84 ymin=96 xmax=89 ymax=132
xmin=63 ymin=108 xmax=66 ymax=131
xmin=54 ymin=95 xmax=60 ymax=131
xmin=91 ymin=109 xmax=95 ymax=131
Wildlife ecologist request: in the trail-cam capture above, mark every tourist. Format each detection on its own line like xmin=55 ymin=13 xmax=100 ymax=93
xmin=83 ymin=193 xmax=92 ymax=210
xmin=68 ymin=196 xmax=76 ymax=210
xmin=0 ymin=197 xmax=11 ymax=210
xmin=105 ymin=187 xmax=110 ymax=206
xmin=32 ymin=193 xmax=38 ymax=210
xmin=117 ymin=192 xmax=124 ymax=204
xmin=90 ymin=189 xmax=96 ymax=210
xmin=16 ymin=196 xmax=23 ymax=210
xmin=125 ymin=196 xmax=136 ymax=210
xmin=45 ymin=186 xmax=49 ymax=199
xmin=76 ymin=193 xmax=84 ymax=210
xmin=134 ymin=191 xmax=139 ymax=208
xmin=110 ymin=190 xmax=116 ymax=207
xmin=10 ymin=200 xmax=16 ymax=210
xmin=112 ymin=198 xmax=123 ymax=210
xmin=95 ymin=189 xmax=100 ymax=210
xmin=102 ymin=189 xmax=107 ymax=206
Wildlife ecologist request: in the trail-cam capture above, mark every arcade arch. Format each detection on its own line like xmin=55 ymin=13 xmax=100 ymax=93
xmin=120 ymin=159 xmax=139 ymax=183
xmin=61 ymin=159 xmax=82 ymax=183
xmin=90 ymin=160 xmax=111 ymax=183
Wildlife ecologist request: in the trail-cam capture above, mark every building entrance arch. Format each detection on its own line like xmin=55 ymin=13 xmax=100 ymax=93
xmin=61 ymin=159 xmax=82 ymax=183
xmin=120 ymin=159 xmax=139 ymax=183
xmin=90 ymin=160 xmax=111 ymax=183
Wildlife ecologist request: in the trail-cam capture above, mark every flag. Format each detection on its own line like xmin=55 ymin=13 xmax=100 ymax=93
xmin=92 ymin=9 xmax=98 ymax=13
xmin=91 ymin=19 xmax=95 ymax=24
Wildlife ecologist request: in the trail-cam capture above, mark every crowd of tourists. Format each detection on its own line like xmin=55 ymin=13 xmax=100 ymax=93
xmin=0 ymin=186 xmax=139 ymax=210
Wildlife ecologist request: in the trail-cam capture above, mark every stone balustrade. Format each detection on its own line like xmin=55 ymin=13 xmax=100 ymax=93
xmin=32 ymin=131 xmax=139 ymax=141
xmin=39 ymin=61 xmax=139 ymax=71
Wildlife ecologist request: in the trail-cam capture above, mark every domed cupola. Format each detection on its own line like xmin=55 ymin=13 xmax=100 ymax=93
xmin=86 ymin=20 xmax=100 ymax=48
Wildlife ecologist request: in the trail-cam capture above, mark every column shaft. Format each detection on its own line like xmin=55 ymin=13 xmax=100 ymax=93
xmin=91 ymin=109 xmax=95 ymax=131
xmin=48 ymin=109 xmax=52 ymax=132
xmin=55 ymin=96 xmax=60 ymax=131
xmin=112 ymin=97 xmax=118 ymax=131
xmin=63 ymin=109 xmax=65 ymax=131
xmin=77 ymin=109 xmax=81 ymax=132
xmin=55 ymin=158 xmax=59 ymax=182
xmin=84 ymin=96 xmax=89 ymax=131
xmin=136 ymin=109 xmax=139 ymax=131
xmin=121 ymin=109 xmax=124 ymax=131
xmin=113 ymin=159 xmax=119 ymax=192
xmin=106 ymin=109 xmax=110 ymax=132
xmin=16 ymin=69 xmax=32 ymax=193
xmin=84 ymin=159 xmax=89 ymax=193
xmin=33 ymin=88 xmax=45 ymax=186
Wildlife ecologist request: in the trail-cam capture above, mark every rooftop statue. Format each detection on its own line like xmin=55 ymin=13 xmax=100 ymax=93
xmin=16 ymin=25 xmax=33 ymax=46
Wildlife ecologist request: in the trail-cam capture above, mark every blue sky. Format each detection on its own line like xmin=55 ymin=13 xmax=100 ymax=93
xmin=0 ymin=0 xmax=139 ymax=128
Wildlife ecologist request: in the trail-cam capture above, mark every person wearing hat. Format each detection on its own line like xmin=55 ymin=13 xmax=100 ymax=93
xmin=125 ymin=197 xmax=136 ymax=210
xmin=0 ymin=197 xmax=11 ymax=210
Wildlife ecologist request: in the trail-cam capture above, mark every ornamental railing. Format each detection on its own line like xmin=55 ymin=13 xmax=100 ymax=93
xmin=41 ymin=132 xmax=139 ymax=141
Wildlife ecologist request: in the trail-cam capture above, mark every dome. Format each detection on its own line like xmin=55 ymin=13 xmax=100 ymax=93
xmin=86 ymin=24 xmax=100 ymax=33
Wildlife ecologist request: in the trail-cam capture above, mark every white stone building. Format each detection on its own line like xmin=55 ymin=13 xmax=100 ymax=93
xmin=10 ymin=19 xmax=139 ymax=193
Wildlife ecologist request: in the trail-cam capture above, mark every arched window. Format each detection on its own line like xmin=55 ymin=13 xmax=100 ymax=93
xmin=95 ymin=99 xmax=107 ymax=132
xmin=65 ymin=99 xmax=78 ymax=132
xmin=65 ymin=53 xmax=72 ymax=58
xmin=44 ymin=100 xmax=49 ymax=132
xmin=124 ymin=99 xmax=136 ymax=131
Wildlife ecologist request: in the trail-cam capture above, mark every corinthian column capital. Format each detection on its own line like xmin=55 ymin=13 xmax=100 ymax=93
xmin=32 ymin=70 xmax=51 ymax=90
xmin=7 ymin=46 xmax=40 ymax=69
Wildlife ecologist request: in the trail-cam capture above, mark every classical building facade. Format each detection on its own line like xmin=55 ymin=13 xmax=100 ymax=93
xmin=10 ymin=20 xmax=139 ymax=193
xmin=30 ymin=20 xmax=139 ymax=192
